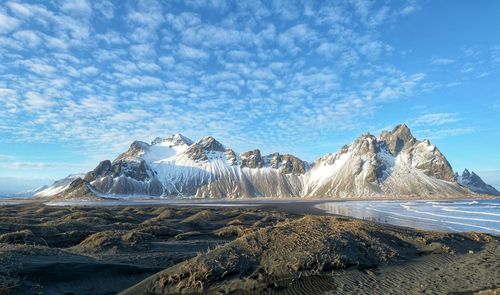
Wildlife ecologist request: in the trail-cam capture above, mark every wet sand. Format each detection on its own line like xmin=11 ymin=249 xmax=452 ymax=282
xmin=0 ymin=202 xmax=498 ymax=294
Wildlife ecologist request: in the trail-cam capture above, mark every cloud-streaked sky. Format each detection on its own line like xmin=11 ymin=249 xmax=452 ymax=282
xmin=0 ymin=0 xmax=499 ymax=193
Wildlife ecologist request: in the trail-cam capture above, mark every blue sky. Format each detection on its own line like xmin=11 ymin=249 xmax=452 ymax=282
xmin=0 ymin=0 xmax=499 ymax=193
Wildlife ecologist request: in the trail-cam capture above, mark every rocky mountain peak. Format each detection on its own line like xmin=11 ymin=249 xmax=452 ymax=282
xmin=224 ymin=148 xmax=237 ymax=165
xmin=152 ymin=133 xmax=193 ymax=147
xmin=458 ymin=169 xmax=500 ymax=195
xmin=198 ymin=136 xmax=225 ymax=152
xmin=352 ymin=133 xmax=378 ymax=155
xmin=115 ymin=141 xmax=150 ymax=162
xmin=84 ymin=160 xmax=112 ymax=182
xmin=264 ymin=152 xmax=308 ymax=174
xmin=240 ymin=149 xmax=264 ymax=168
xmin=379 ymin=124 xmax=417 ymax=156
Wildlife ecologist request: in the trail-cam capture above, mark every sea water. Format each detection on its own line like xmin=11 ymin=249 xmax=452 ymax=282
xmin=317 ymin=199 xmax=500 ymax=234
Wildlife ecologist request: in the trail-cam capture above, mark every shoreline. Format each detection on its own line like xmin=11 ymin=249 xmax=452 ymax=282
xmin=0 ymin=195 xmax=500 ymax=206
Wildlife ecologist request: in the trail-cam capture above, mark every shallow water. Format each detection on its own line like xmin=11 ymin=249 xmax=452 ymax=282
xmin=316 ymin=199 xmax=500 ymax=234
xmin=44 ymin=199 xmax=263 ymax=207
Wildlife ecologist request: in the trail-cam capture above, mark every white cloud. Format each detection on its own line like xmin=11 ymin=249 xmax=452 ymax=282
xmin=96 ymin=31 xmax=128 ymax=45
xmin=6 ymin=2 xmax=33 ymax=17
xmin=120 ymin=75 xmax=163 ymax=87
xmin=60 ymin=0 xmax=92 ymax=17
xmin=93 ymin=0 xmax=114 ymax=19
xmin=178 ymin=44 xmax=209 ymax=59
xmin=158 ymin=56 xmax=175 ymax=68
xmin=0 ymin=154 xmax=15 ymax=161
xmin=316 ymin=42 xmax=341 ymax=57
xmin=130 ymin=43 xmax=156 ymax=58
xmin=44 ymin=35 xmax=69 ymax=50
xmin=24 ymin=91 xmax=55 ymax=111
xmin=137 ymin=62 xmax=161 ymax=72
xmin=127 ymin=0 xmax=164 ymax=35
xmin=18 ymin=59 xmax=57 ymax=75
xmin=399 ymin=5 xmax=417 ymax=15
xmin=166 ymin=12 xmax=201 ymax=32
xmin=0 ymin=161 xmax=87 ymax=170
xmin=81 ymin=66 xmax=99 ymax=76
xmin=0 ymin=10 xmax=20 ymax=33
xmin=411 ymin=113 xmax=461 ymax=127
xmin=416 ymin=127 xmax=474 ymax=140
xmin=13 ymin=30 xmax=42 ymax=48
xmin=109 ymin=109 xmax=149 ymax=123
xmin=278 ymin=24 xmax=317 ymax=54
xmin=431 ymin=58 xmax=455 ymax=65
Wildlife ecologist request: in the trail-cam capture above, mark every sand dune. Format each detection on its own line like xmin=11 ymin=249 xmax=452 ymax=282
xmin=0 ymin=203 xmax=498 ymax=294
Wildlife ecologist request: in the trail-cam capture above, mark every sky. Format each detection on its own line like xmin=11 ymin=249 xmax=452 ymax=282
xmin=0 ymin=0 xmax=499 ymax=194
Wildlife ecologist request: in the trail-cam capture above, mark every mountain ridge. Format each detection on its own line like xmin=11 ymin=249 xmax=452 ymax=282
xmin=34 ymin=124 xmax=497 ymax=200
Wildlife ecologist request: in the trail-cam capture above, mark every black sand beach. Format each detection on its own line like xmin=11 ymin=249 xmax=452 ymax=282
xmin=0 ymin=202 xmax=498 ymax=295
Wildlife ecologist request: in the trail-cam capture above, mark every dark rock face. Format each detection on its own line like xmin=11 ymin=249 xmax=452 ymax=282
xmin=198 ymin=136 xmax=225 ymax=152
xmin=379 ymin=124 xmax=417 ymax=156
xmin=379 ymin=125 xmax=455 ymax=182
xmin=240 ymin=149 xmax=264 ymax=168
xmin=84 ymin=160 xmax=112 ymax=182
xmin=224 ymin=148 xmax=237 ymax=165
xmin=186 ymin=144 xmax=208 ymax=161
xmin=87 ymin=158 xmax=153 ymax=184
xmin=458 ymin=169 xmax=500 ymax=195
xmin=375 ymin=142 xmax=391 ymax=181
xmin=185 ymin=137 xmax=226 ymax=162
xmin=52 ymin=178 xmax=98 ymax=200
xmin=351 ymin=134 xmax=379 ymax=182
xmin=265 ymin=153 xmax=308 ymax=174
xmin=115 ymin=141 xmax=150 ymax=162
xmin=112 ymin=159 xmax=151 ymax=182
xmin=412 ymin=139 xmax=455 ymax=182
xmin=152 ymin=133 xmax=193 ymax=147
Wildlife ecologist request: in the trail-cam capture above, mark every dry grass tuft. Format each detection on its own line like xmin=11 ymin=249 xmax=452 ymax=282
xmin=0 ymin=257 xmax=19 ymax=295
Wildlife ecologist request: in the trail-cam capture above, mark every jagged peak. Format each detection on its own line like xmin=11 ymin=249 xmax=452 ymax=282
xmin=463 ymin=170 xmax=482 ymax=180
xmin=152 ymin=133 xmax=193 ymax=147
xmin=379 ymin=123 xmax=417 ymax=156
xmin=458 ymin=168 xmax=500 ymax=195
xmin=391 ymin=124 xmax=414 ymax=139
xmin=197 ymin=136 xmax=225 ymax=152
xmin=131 ymin=140 xmax=150 ymax=149
xmin=395 ymin=123 xmax=410 ymax=131
xmin=355 ymin=132 xmax=377 ymax=143
xmin=240 ymin=149 xmax=264 ymax=168
xmin=262 ymin=152 xmax=308 ymax=174
xmin=114 ymin=140 xmax=150 ymax=162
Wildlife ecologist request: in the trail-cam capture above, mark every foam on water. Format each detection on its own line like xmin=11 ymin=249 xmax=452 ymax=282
xmin=316 ymin=199 xmax=500 ymax=234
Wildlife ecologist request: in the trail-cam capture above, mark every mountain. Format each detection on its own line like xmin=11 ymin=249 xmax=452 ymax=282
xmin=11 ymin=185 xmax=49 ymax=198
xmin=456 ymin=169 xmax=500 ymax=196
xmin=303 ymin=125 xmax=465 ymax=198
xmin=34 ymin=174 xmax=85 ymax=198
xmin=38 ymin=125 xmax=492 ymax=200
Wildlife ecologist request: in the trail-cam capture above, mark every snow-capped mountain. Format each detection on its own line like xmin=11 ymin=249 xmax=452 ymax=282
xmin=37 ymin=125 xmax=494 ymax=200
xmin=456 ymin=169 xmax=500 ymax=196
xmin=10 ymin=185 xmax=49 ymax=198
xmin=34 ymin=174 xmax=85 ymax=198
xmin=77 ymin=133 xmax=307 ymax=199
xmin=303 ymin=125 xmax=466 ymax=198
